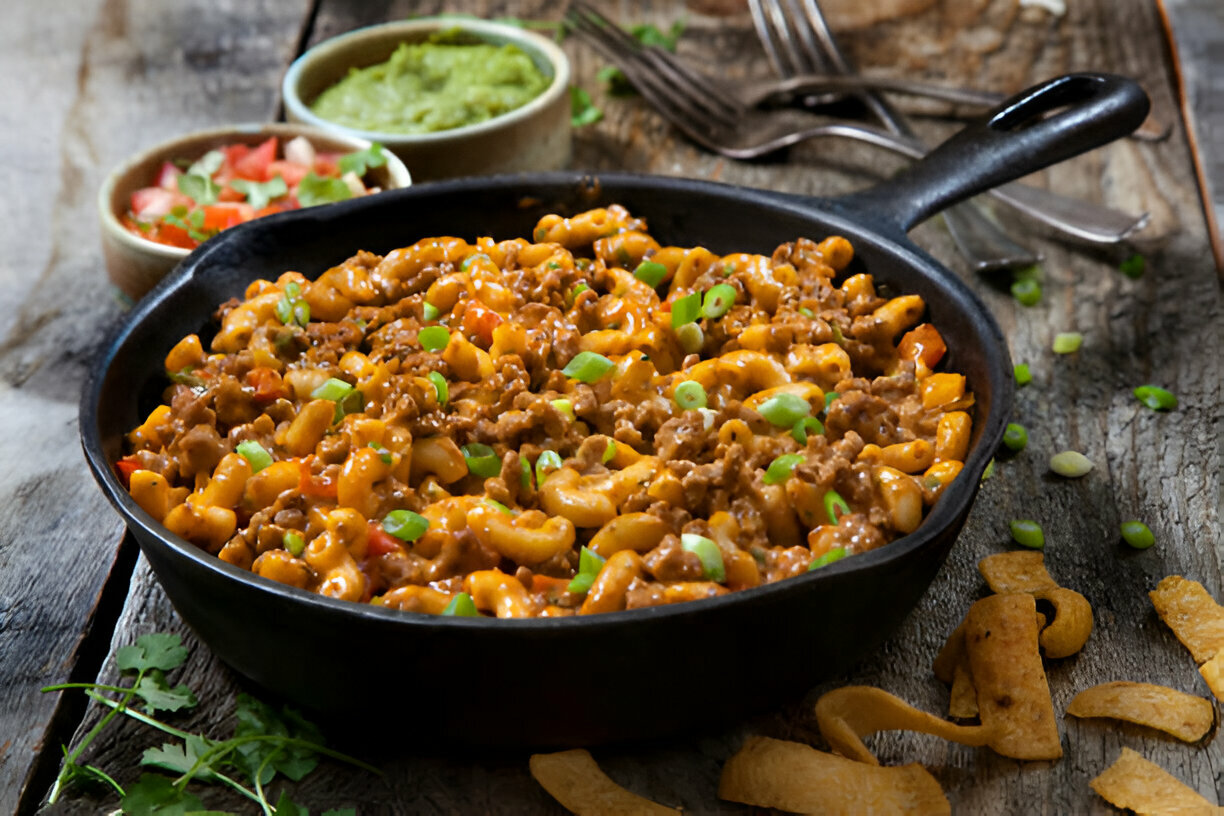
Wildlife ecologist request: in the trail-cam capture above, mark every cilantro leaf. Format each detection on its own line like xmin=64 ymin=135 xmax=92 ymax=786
xmin=116 ymin=633 xmax=189 ymax=674
xmin=186 ymin=150 xmax=225 ymax=179
xmin=232 ymin=175 xmax=288 ymax=210
xmin=631 ymin=20 xmax=685 ymax=50
xmin=141 ymin=735 xmax=222 ymax=782
xmin=570 ymin=86 xmax=603 ymax=127
xmin=120 ymin=773 xmax=204 ymax=815
xmin=134 ymin=670 xmax=198 ymax=714
xmin=337 ymin=143 xmax=387 ymax=176
xmin=177 ymin=173 xmax=220 ymax=206
xmin=297 ymin=173 xmax=352 ymax=207
xmin=232 ymin=694 xmax=322 ymax=785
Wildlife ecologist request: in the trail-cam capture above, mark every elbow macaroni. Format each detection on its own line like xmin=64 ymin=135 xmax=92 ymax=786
xmin=119 ymin=205 xmax=974 ymax=619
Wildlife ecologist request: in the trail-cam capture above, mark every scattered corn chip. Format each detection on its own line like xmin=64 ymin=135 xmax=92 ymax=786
xmin=1200 ymin=650 xmax=1224 ymax=701
xmin=1090 ymin=747 xmax=1219 ymax=815
xmin=815 ymin=686 xmax=990 ymax=765
xmin=1034 ymin=587 xmax=1094 ymax=658
xmin=718 ymin=736 xmax=950 ymax=815
xmin=529 ymin=749 xmax=679 ymax=815
xmin=948 ymin=659 xmax=979 ymax=719
xmin=1066 ymin=681 xmax=1214 ymax=742
xmin=932 ymin=618 xmax=967 ymax=685
xmin=1149 ymin=575 xmax=1224 ymax=664
xmin=978 ymin=551 xmax=1058 ymax=594
xmin=963 ymin=593 xmax=1062 ymax=760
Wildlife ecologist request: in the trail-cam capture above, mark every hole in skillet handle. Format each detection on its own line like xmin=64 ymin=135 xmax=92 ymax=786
xmin=832 ymin=73 xmax=1151 ymax=238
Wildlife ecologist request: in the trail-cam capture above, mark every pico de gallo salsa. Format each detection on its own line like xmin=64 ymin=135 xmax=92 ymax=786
xmin=122 ymin=136 xmax=388 ymax=250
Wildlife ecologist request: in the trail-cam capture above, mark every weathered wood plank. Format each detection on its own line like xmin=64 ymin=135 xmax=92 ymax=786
xmin=37 ymin=0 xmax=1222 ymax=813
xmin=0 ymin=0 xmax=314 ymax=812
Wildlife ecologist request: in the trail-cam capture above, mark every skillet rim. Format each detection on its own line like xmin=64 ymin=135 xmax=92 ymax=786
xmin=80 ymin=169 xmax=1012 ymax=632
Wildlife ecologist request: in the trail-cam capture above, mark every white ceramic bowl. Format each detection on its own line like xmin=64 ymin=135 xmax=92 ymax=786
xmin=98 ymin=123 xmax=411 ymax=301
xmin=282 ymin=18 xmax=572 ymax=181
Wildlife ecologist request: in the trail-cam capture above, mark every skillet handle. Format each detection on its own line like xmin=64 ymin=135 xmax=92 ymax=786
xmin=833 ymin=73 xmax=1150 ymax=235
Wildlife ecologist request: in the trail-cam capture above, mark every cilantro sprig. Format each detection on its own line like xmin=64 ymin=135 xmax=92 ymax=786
xmin=41 ymin=631 xmax=373 ymax=815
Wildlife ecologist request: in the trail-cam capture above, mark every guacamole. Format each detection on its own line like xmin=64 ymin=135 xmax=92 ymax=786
xmin=311 ymin=33 xmax=551 ymax=134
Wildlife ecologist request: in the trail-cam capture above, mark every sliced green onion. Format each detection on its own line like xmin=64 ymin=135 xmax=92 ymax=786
xmin=808 ymin=547 xmax=847 ymax=571
xmin=483 ymin=498 xmax=513 ymax=515
xmin=427 ymin=371 xmax=448 ymax=406
xmin=670 ymin=291 xmax=701 ymax=328
xmin=310 ymin=377 xmax=354 ymax=402
xmin=441 ymin=592 xmax=479 ymax=617
xmin=675 ymin=322 xmax=704 ymax=354
xmin=337 ymin=388 xmax=364 ymax=421
xmin=681 ymin=533 xmax=725 ymax=582
xmin=764 ymin=453 xmax=804 ymax=485
xmin=460 ymin=253 xmax=490 ymax=271
xmin=1009 ymin=519 xmax=1044 ymax=550
xmin=1049 ymin=450 xmax=1093 ymax=478
xmin=633 ymin=260 xmax=668 ymax=288
xmin=369 ymin=441 xmax=392 ymax=464
xmin=981 ymin=458 xmax=995 ymax=481
xmin=282 ymin=531 xmax=305 ymax=557
xmin=567 ymin=546 xmax=607 ymax=594
xmin=1010 ymin=278 xmax=1042 ymax=307
xmin=1133 ymin=385 xmax=1177 ymax=411
xmin=535 ymin=450 xmax=563 ymax=485
xmin=701 ymin=283 xmax=737 ymax=318
xmin=1120 ymin=520 xmax=1155 ymax=550
xmin=551 ymin=398 xmax=575 ymax=420
xmin=462 ymin=443 xmax=502 ymax=479
xmin=562 ymin=351 xmax=615 ymax=383
xmin=602 ymin=439 xmax=616 ymax=463
xmin=1002 ymin=423 xmax=1028 ymax=452
xmin=830 ymin=323 xmax=846 ymax=346
xmin=1119 ymin=253 xmax=1146 ymax=279
xmin=383 ymin=509 xmax=429 ymax=542
xmin=800 ymin=306 xmax=816 ymax=319
xmin=423 ymin=302 xmax=441 ymax=321
xmin=674 ymin=381 xmax=707 ymax=411
xmin=1014 ymin=363 xmax=1032 ymax=386
xmin=569 ymin=282 xmax=591 ymax=305
xmin=824 ymin=490 xmax=851 ymax=525
xmin=1052 ymin=332 xmax=1083 ymax=354
xmin=235 ymin=440 xmax=273 ymax=473
xmin=418 ymin=326 xmax=451 ymax=353
xmin=824 ymin=392 xmax=839 ymax=413
xmin=520 ymin=455 xmax=531 ymax=489
xmin=758 ymin=393 xmax=811 ymax=428
xmin=792 ymin=416 xmax=823 ymax=445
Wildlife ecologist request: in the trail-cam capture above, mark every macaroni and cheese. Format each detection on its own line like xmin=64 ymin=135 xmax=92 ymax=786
xmin=119 ymin=205 xmax=973 ymax=618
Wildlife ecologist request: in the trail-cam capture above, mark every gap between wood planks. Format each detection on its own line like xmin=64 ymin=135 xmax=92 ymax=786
xmin=18 ymin=533 xmax=141 ymax=816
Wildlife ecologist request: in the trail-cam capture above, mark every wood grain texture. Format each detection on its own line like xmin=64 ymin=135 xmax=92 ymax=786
xmin=23 ymin=0 xmax=1223 ymax=813
xmin=0 ymin=0 xmax=312 ymax=812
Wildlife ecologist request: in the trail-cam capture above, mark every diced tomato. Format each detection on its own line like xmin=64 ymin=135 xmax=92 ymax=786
xmin=462 ymin=302 xmax=505 ymax=348
xmin=114 ymin=455 xmax=142 ymax=488
xmin=266 ymin=159 xmax=310 ymax=188
xmin=130 ymin=187 xmax=187 ymax=219
xmin=245 ymin=366 xmax=286 ymax=404
xmin=366 ymin=524 xmax=404 ymax=558
xmin=201 ymin=203 xmax=255 ymax=233
xmin=216 ymin=185 xmax=245 ymax=203
xmin=155 ymin=161 xmax=182 ymax=190
xmin=897 ymin=323 xmax=947 ymax=371
xmin=232 ymin=137 xmax=278 ymax=182
xmin=152 ymin=220 xmax=195 ymax=249
xmin=297 ymin=458 xmax=338 ymax=498
xmin=313 ymin=152 xmax=341 ymax=178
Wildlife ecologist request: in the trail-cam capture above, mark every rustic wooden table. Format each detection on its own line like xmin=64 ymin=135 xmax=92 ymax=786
xmin=3 ymin=0 xmax=1220 ymax=813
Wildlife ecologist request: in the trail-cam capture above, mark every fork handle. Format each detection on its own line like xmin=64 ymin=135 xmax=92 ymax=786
xmin=834 ymin=73 xmax=1150 ymax=235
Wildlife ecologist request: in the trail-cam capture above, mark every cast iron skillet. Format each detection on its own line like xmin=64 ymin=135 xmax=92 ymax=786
xmin=82 ymin=74 xmax=1148 ymax=747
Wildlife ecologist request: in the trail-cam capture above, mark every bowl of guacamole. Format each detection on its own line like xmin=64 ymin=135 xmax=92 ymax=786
xmin=284 ymin=18 xmax=572 ymax=181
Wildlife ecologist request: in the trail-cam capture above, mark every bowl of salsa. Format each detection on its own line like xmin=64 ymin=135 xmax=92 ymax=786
xmin=98 ymin=123 xmax=411 ymax=301
xmin=282 ymin=18 xmax=572 ymax=181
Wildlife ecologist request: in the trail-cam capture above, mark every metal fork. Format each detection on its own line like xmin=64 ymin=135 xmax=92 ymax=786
xmin=750 ymin=0 xmax=1036 ymax=271
xmin=565 ymin=2 xmax=1148 ymax=246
